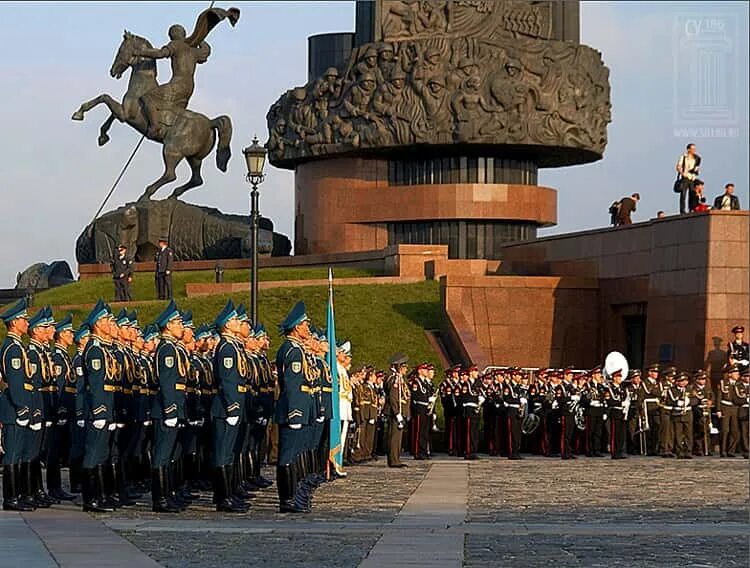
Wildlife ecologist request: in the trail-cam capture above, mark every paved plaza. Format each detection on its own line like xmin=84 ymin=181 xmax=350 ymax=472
xmin=1 ymin=457 xmax=747 ymax=568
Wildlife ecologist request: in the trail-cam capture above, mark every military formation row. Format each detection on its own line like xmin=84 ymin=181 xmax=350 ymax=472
xmin=0 ymin=297 xmax=351 ymax=515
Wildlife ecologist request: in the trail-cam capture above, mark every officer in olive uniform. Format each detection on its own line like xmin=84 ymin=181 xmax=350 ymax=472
xmin=668 ymin=372 xmax=695 ymax=459
xmin=150 ymin=300 xmax=188 ymax=513
xmin=658 ymin=367 xmax=677 ymax=457
xmin=48 ymin=314 xmax=77 ymax=501
xmin=385 ymin=354 xmax=410 ymax=467
xmin=81 ymin=300 xmax=118 ymax=513
xmin=691 ymin=370 xmax=714 ymax=456
xmin=155 ymin=237 xmax=174 ymax=300
xmin=1 ymin=299 xmax=35 ymax=511
xmin=717 ymin=364 xmax=741 ymax=457
xmin=736 ymin=369 xmax=749 ymax=458
xmin=211 ymin=300 xmax=248 ymax=513
xmin=275 ymin=301 xmax=315 ymax=513
xmin=111 ymin=244 xmax=134 ymax=302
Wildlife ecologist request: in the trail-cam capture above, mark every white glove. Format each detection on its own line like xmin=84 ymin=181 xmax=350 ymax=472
xmin=478 ymin=396 xmax=486 ymax=405
xmin=188 ymin=420 xmax=199 ymax=427
xmin=93 ymin=419 xmax=106 ymax=430
xmin=288 ymin=423 xmax=302 ymax=430
xmin=571 ymin=395 xmax=580 ymax=403
xmin=603 ymin=413 xmax=608 ymax=421
xmin=16 ymin=418 xmax=30 ymax=427
xmin=495 ymin=403 xmax=501 ymax=409
xmin=45 ymin=421 xmax=53 ymax=428
xmin=76 ymin=420 xmax=85 ymax=428
xmin=226 ymin=416 xmax=240 ymax=426
xmin=396 ymin=413 xmax=403 ymax=423
xmin=116 ymin=423 xmax=125 ymax=429
xmin=256 ymin=417 xmax=266 ymax=425
xmin=164 ymin=417 xmax=178 ymax=428
xmin=677 ymin=400 xmax=684 ymax=407
xmin=552 ymin=401 xmax=559 ymax=410
xmin=143 ymin=420 xmax=152 ymax=426
xmin=368 ymin=418 xmax=376 ymax=425
xmin=57 ymin=419 xmax=67 ymax=426
xmin=315 ymin=416 xmax=325 ymax=423
xmin=520 ymin=397 xmax=528 ymax=406
xmin=108 ymin=423 xmax=117 ymax=431
xmin=428 ymin=396 xmax=437 ymax=403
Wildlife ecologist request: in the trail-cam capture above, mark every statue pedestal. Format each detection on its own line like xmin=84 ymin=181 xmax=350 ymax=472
xmin=76 ymin=198 xmax=290 ymax=264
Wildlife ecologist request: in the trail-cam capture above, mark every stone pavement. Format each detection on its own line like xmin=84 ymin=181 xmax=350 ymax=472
xmin=2 ymin=456 xmax=748 ymax=567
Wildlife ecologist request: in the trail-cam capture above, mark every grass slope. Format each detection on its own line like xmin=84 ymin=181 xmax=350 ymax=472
xmin=32 ymin=267 xmax=380 ymax=306
xmin=9 ymin=280 xmax=442 ymax=371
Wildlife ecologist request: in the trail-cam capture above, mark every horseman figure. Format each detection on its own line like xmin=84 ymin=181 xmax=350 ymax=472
xmin=72 ymin=7 xmax=240 ymax=201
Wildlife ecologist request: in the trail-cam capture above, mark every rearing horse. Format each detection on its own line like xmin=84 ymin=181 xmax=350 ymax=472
xmin=72 ymin=31 xmax=232 ymax=201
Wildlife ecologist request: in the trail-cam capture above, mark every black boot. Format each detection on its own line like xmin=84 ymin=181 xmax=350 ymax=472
xmin=69 ymin=458 xmax=83 ymax=494
xmin=165 ymin=462 xmax=187 ymax=511
xmin=3 ymin=465 xmax=34 ymax=511
xmin=294 ymin=457 xmax=312 ymax=511
xmin=47 ymin=461 xmax=75 ymax=501
xmin=19 ymin=462 xmax=39 ymax=509
xmin=83 ymin=467 xmax=114 ymax=513
xmin=277 ymin=464 xmax=306 ymax=514
xmin=232 ymin=459 xmax=252 ymax=500
xmin=215 ymin=466 xmax=247 ymax=513
xmin=33 ymin=459 xmax=57 ymax=505
xmin=252 ymin=450 xmax=273 ymax=488
xmin=100 ymin=462 xmax=120 ymax=509
xmin=151 ymin=468 xmax=179 ymax=513
xmin=115 ymin=460 xmax=137 ymax=506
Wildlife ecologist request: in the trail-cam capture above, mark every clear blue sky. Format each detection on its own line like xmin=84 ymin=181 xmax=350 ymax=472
xmin=0 ymin=1 xmax=747 ymax=286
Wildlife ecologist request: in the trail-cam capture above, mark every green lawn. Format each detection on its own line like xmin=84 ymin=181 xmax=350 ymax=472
xmin=32 ymin=266 xmax=380 ymax=306
xmin=6 ymin=281 xmax=442 ymax=372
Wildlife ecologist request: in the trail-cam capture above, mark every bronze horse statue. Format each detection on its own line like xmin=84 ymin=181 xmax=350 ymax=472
xmin=72 ymin=30 xmax=232 ymax=201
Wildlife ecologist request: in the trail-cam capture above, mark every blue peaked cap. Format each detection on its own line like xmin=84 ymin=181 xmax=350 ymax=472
xmin=214 ymin=300 xmax=237 ymax=329
xmin=116 ymin=308 xmax=130 ymax=326
xmin=236 ymin=304 xmax=248 ymax=323
xmin=142 ymin=324 xmax=159 ymax=342
xmin=28 ymin=308 xmax=48 ymax=330
xmin=0 ymin=298 xmax=28 ymax=324
xmin=181 ymin=310 xmax=194 ymax=329
xmin=254 ymin=323 xmax=267 ymax=337
xmin=85 ymin=299 xmax=109 ymax=328
xmin=279 ymin=301 xmax=308 ymax=334
xmin=154 ymin=300 xmax=181 ymax=330
xmin=73 ymin=324 xmax=90 ymax=343
xmin=55 ymin=313 xmax=74 ymax=333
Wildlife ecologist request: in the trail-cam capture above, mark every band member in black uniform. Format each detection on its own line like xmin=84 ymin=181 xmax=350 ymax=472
xmin=583 ymin=366 xmax=606 ymax=457
xmin=691 ymin=370 xmax=714 ymax=456
xmin=606 ymin=368 xmax=628 ymax=459
xmin=409 ymin=364 xmax=432 ymax=460
xmin=460 ymin=370 xmax=483 ymax=460
xmin=668 ymin=372 xmax=695 ymax=459
xmin=642 ymin=363 xmax=662 ymax=456
xmin=502 ymin=369 xmax=524 ymax=460
xmin=728 ymin=325 xmax=749 ymax=373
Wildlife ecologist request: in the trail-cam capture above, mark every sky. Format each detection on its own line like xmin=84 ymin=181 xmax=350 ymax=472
xmin=0 ymin=1 xmax=748 ymax=287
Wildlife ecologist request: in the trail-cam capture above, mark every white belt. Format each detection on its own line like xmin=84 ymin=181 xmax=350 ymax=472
xmin=414 ymin=401 xmax=430 ymax=407
xmin=589 ymin=401 xmax=602 ymax=407
xmin=662 ymin=406 xmax=673 ymax=410
xmin=720 ymin=400 xmax=735 ymax=406
xmin=463 ymin=402 xmax=478 ymax=408
xmin=644 ymin=398 xmax=659 ymax=403
xmin=611 ymin=406 xmax=623 ymax=411
xmin=742 ymin=404 xmax=749 ymax=408
xmin=506 ymin=403 xmax=520 ymax=408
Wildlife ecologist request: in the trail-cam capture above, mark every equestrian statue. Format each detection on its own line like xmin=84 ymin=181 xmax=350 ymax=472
xmin=72 ymin=7 xmax=240 ymax=201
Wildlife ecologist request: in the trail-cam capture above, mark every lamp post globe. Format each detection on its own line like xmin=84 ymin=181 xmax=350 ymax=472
xmin=243 ymin=135 xmax=267 ymax=326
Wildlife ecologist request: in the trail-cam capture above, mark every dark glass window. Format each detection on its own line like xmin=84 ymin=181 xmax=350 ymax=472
xmin=387 ymin=157 xmax=538 ymax=187
xmin=467 ymin=157 xmax=478 ymax=183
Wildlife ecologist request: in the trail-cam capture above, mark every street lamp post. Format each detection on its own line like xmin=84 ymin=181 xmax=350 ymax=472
xmin=243 ymin=136 xmax=267 ymax=327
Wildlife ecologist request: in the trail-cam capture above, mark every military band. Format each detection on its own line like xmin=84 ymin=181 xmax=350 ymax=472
xmin=2 ymin=298 xmax=749 ymax=515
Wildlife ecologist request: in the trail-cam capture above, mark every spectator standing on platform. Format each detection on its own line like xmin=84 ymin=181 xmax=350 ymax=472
xmin=155 ymin=237 xmax=174 ymax=300
xmin=111 ymin=244 xmax=134 ymax=302
xmin=713 ymin=183 xmax=741 ymax=211
xmin=615 ymin=193 xmax=640 ymax=226
xmin=675 ymin=143 xmax=701 ymax=214
xmin=689 ymin=180 xmax=709 ymax=213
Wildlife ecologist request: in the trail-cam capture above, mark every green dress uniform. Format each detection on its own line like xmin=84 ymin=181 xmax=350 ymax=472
xmin=385 ymin=355 xmax=411 ymax=467
xmin=718 ymin=374 xmax=740 ymax=457
xmin=668 ymin=376 xmax=695 ymax=459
